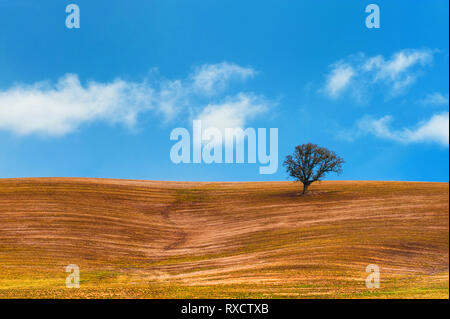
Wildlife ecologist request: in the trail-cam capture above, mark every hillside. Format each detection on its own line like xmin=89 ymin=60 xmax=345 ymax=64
xmin=0 ymin=178 xmax=448 ymax=298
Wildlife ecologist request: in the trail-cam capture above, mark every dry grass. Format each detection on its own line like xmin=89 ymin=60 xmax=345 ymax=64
xmin=0 ymin=178 xmax=448 ymax=298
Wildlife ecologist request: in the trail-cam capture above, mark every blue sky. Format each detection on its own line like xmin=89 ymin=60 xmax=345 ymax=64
xmin=0 ymin=0 xmax=448 ymax=182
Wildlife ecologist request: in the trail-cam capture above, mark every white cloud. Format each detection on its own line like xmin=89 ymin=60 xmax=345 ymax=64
xmin=0 ymin=62 xmax=265 ymax=137
xmin=356 ymin=112 xmax=449 ymax=147
xmin=197 ymin=93 xmax=268 ymax=132
xmin=323 ymin=63 xmax=355 ymax=99
xmin=420 ymin=92 xmax=449 ymax=106
xmin=191 ymin=62 xmax=255 ymax=96
xmin=154 ymin=79 xmax=187 ymax=120
xmin=0 ymin=74 xmax=153 ymax=136
xmin=322 ymin=49 xmax=434 ymax=100
xmin=195 ymin=93 xmax=271 ymax=148
xmin=367 ymin=49 xmax=432 ymax=82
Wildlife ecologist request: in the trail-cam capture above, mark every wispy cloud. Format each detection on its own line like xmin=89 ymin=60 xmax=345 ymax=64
xmin=420 ymin=92 xmax=449 ymax=106
xmin=323 ymin=62 xmax=355 ymax=99
xmin=191 ymin=62 xmax=256 ymax=96
xmin=355 ymin=112 xmax=449 ymax=147
xmin=321 ymin=49 xmax=435 ymax=101
xmin=0 ymin=62 xmax=266 ymax=137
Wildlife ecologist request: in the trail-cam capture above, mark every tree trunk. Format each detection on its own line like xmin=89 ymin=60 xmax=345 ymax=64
xmin=302 ymin=183 xmax=309 ymax=195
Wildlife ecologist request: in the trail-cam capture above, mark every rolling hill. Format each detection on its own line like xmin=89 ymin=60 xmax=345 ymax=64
xmin=0 ymin=178 xmax=448 ymax=298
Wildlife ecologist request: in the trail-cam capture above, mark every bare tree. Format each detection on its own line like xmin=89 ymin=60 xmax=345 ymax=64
xmin=283 ymin=143 xmax=344 ymax=195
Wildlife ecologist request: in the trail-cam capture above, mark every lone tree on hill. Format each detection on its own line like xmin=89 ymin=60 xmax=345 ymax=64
xmin=283 ymin=143 xmax=344 ymax=195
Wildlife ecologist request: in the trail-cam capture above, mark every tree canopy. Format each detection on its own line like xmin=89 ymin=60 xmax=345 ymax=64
xmin=283 ymin=143 xmax=344 ymax=194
